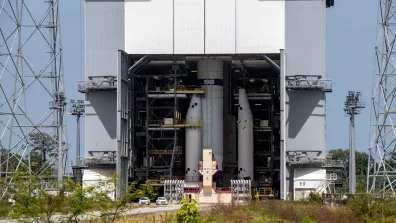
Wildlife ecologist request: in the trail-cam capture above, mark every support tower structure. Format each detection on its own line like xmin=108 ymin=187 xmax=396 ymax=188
xmin=0 ymin=0 xmax=67 ymax=189
xmin=367 ymin=0 xmax=396 ymax=195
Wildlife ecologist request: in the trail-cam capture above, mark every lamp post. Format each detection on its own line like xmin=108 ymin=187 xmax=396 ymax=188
xmin=344 ymin=91 xmax=365 ymax=194
xmin=70 ymin=99 xmax=85 ymax=184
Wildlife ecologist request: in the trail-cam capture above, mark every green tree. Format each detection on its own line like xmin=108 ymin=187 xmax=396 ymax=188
xmin=0 ymin=150 xmax=29 ymax=175
xmin=328 ymin=148 xmax=348 ymax=162
xmin=0 ymin=172 xmax=140 ymax=223
xmin=0 ymin=172 xmax=65 ymax=223
xmin=126 ymin=180 xmax=158 ymax=202
xmin=26 ymin=132 xmax=58 ymax=174
xmin=328 ymin=148 xmax=369 ymax=192
xmin=28 ymin=133 xmax=57 ymax=164
xmin=328 ymin=149 xmax=369 ymax=175
xmin=177 ymin=197 xmax=200 ymax=223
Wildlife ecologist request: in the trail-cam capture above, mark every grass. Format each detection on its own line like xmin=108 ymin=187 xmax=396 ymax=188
xmin=114 ymin=213 xmax=176 ymax=223
xmin=116 ymin=200 xmax=367 ymax=223
xmin=4 ymin=195 xmax=396 ymax=222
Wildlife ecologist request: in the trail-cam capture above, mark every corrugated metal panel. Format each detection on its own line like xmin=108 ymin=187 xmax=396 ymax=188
xmin=285 ymin=1 xmax=326 ymax=155
xmin=285 ymin=0 xmax=326 ymax=77
xmin=85 ymin=92 xmax=117 ymax=154
xmin=174 ymin=0 xmax=204 ymax=54
xmin=236 ymin=0 xmax=285 ymax=53
xmin=85 ymin=0 xmax=124 ymax=77
xmin=205 ymin=0 xmax=235 ymax=54
xmin=286 ymin=92 xmax=326 ymax=153
xmin=125 ymin=0 xmax=174 ymax=54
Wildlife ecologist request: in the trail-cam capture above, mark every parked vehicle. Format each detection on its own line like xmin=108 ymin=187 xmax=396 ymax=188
xmin=138 ymin=197 xmax=150 ymax=205
xmin=156 ymin=197 xmax=168 ymax=205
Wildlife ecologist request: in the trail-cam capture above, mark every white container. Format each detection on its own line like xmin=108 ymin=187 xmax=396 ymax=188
xmin=260 ymin=120 xmax=269 ymax=127
xmin=164 ymin=118 xmax=174 ymax=125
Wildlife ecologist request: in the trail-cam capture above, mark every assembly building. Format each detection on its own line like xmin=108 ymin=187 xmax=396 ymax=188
xmin=78 ymin=0 xmax=339 ymax=201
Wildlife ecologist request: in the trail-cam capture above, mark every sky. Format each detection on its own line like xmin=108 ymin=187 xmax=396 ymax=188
xmin=326 ymin=0 xmax=378 ymax=153
xmin=43 ymin=0 xmax=379 ymax=168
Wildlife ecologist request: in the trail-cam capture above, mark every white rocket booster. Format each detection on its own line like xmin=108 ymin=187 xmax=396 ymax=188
xmin=198 ymin=59 xmax=224 ymax=171
xmin=185 ymin=94 xmax=202 ymax=181
xmin=238 ymin=88 xmax=254 ymax=180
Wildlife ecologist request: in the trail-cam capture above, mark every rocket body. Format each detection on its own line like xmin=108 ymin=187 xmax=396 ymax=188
xmin=197 ymin=59 xmax=224 ymax=171
xmin=185 ymin=94 xmax=202 ymax=181
xmin=238 ymin=88 xmax=254 ymax=180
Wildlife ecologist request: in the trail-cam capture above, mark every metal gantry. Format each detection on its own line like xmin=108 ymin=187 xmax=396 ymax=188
xmin=367 ymin=0 xmax=396 ymax=196
xmin=0 ymin=0 xmax=67 ymax=190
xmin=344 ymin=91 xmax=365 ymax=194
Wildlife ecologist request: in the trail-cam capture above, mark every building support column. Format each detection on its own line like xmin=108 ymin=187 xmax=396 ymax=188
xmin=280 ymin=49 xmax=287 ymax=200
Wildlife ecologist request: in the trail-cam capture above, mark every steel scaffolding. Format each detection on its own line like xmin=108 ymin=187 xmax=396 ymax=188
xmin=367 ymin=0 xmax=396 ymax=196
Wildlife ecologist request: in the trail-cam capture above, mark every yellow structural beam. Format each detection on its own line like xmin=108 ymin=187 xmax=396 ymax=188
xmin=163 ymin=120 xmax=203 ymax=128
xmin=149 ymin=151 xmax=182 ymax=155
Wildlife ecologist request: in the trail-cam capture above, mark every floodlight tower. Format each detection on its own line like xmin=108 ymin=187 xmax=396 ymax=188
xmin=344 ymin=91 xmax=365 ymax=194
xmin=0 ymin=0 xmax=67 ymax=189
xmin=367 ymin=0 xmax=396 ymax=196
xmin=69 ymin=100 xmax=85 ymax=164
xmin=70 ymin=99 xmax=84 ymax=185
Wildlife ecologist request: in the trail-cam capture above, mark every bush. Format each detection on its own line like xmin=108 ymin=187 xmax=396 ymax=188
xmin=0 ymin=200 xmax=12 ymax=218
xmin=260 ymin=210 xmax=287 ymax=222
xmin=298 ymin=192 xmax=323 ymax=204
xmin=177 ymin=198 xmax=200 ymax=223
xmin=0 ymin=172 xmax=136 ymax=223
xmin=348 ymin=193 xmax=396 ymax=218
xmin=300 ymin=216 xmax=317 ymax=223
xmin=306 ymin=192 xmax=322 ymax=204
xmin=347 ymin=194 xmax=371 ymax=215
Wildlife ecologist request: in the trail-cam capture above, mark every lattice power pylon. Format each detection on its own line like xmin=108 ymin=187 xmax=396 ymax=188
xmin=367 ymin=0 xmax=396 ymax=195
xmin=0 ymin=0 xmax=67 ymax=191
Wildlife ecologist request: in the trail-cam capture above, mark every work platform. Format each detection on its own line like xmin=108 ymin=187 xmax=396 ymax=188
xmin=285 ymin=75 xmax=333 ymax=92
xmin=78 ymin=76 xmax=117 ymax=93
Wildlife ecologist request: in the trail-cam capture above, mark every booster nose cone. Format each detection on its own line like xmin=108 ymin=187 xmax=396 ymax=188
xmin=186 ymin=94 xmax=201 ymax=123
xmin=238 ymin=88 xmax=253 ymax=121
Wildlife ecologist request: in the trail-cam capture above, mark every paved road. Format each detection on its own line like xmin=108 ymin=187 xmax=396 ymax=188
xmin=0 ymin=203 xmax=212 ymax=222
